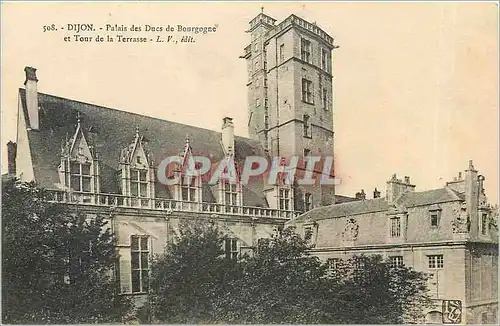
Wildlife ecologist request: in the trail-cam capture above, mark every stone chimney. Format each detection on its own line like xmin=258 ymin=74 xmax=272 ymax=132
xmin=446 ymin=171 xmax=465 ymax=193
xmin=464 ymin=160 xmax=479 ymax=236
xmin=24 ymin=66 xmax=39 ymax=130
xmin=386 ymin=174 xmax=416 ymax=204
xmin=373 ymin=188 xmax=381 ymax=198
xmin=221 ymin=117 xmax=235 ymax=156
xmin=355 ymin=189 xmax=366 ymax=200
xmin=7 ymin=141 xmax=17 ymax=175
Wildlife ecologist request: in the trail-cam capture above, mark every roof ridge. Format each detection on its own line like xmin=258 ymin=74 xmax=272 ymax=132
xmin=444 ymin=186 xmax=465 ymax=200
xmin=19 ymin=88 xmax=257 ymax=143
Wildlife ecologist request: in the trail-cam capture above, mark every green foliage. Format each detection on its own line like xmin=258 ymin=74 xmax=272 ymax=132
xmin=148 ymin=218 xmax=242 ymax=323
xmin=148 ymin=223 xmax=433 ymax=324
xmin=2 ymin=179 xmax=132 ymax=324
xmin=330 ymin=255 xmax=433 ymax=324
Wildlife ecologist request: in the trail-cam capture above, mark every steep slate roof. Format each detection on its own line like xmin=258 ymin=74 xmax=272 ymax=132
xmin=20 ymin=89 xmax=269 ymax=207
xmin=291 ymin=187 xmax=464 ymax=223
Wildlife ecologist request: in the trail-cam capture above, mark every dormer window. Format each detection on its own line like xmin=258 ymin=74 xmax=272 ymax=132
xmin=223 ymin=181 xmax=238 ymax=206
xmin=131 ymin=169 xmax=148 ymax=197
xmin=429 ymin=206 xmax=442 ymax=228
xmin=181 ymin=176 xmax=197 ymax=202
xmin=70 ymin=162 xmax=91 ymax=192
xmin=118 ymin=127 xmax=155 ymax=203
xmin=390 ymin=216 xmax=401 ymax=238
xmin=59 ymin=115 xmax=100 ymax=201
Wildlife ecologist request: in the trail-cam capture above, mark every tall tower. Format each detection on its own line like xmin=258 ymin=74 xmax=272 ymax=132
xmin=241 ymin=11 xmax=338 ymax=209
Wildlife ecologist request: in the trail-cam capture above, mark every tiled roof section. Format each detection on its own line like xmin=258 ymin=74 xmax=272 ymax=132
xmin=334 ymin=195 xmax=359 ymax=204
xmin=396 ymin=188 xmax=464 ymax=207
xmin=291 ymin=187 xmax=463 ymax=223
xmin=20 ymin=89 xmax=268 ymax=206
xmin=293 ymin=197 xmax=390 ymax=223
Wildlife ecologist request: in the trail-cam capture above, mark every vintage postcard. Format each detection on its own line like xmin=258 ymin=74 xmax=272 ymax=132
xmin=1 ymin=1 xmax=498 ymax=324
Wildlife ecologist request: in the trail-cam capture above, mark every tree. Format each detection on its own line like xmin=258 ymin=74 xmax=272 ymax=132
xmin=2 ymin=179 xmax=132 ymax=324
xmin=215 ymin=226 xmax=335 ymax=324
xmin=330 ymin=255 xmax=434 ymax=324
xmin=148 ymin=218 xmax=242 ymax=324
xmin=147 ymin=222 xmax=432 ymax=324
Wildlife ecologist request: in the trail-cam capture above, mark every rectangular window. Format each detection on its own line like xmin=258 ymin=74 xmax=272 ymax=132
xmin=430 ymin=212 xmax=439 ymax=227
xmin=481 ymin=213 xmax=488 ymax=235
xmin=321 ymin=48 xmax=327 ymax=71
xmin=223 ymin=181 xmax=238 ymax=206
xmin=279 ymin=43 xmax=285 ymax=63
xmin=131 ymin=235 xmax=150 ymax=293
xmin=69 ymin=162 xmax=92 ymax=192
xmin=304 ymin=226 xmax=313 ymax=241
xmin=428 ymin=254 xmax=444 ymax=269
xmin=181 ymin=176 xmax=197 ymax=201
xmin=279 ymin=188 xmax=291 ymax=210
xmin=225 ymin=238 xmax=238 ymax=259
xmin=303 ymin=148 xmax=311 ymax=157
xmin=304 ymin=193 xmax=313 ymax=211
xmin=389 ymin=256 xmax=404 ymax=268
xmin=301 ymin=79 xmax=313 ymax=104
xmin=130 ymin=169 xmax=148 ymax=197
xmin=390 ymin=217 xmax=401 ymax=237
xmin=322 ymin=87 xmax=328 ymax=110
xmin=303 ymin=114 xmax=311 ymax=138
xmin=301 ymin=38 xmax=311 ymax=63
xmin=321 ymin=48 xmax=331 ymax=72
xmin=327 ymin=258 xmax=340 ymax=273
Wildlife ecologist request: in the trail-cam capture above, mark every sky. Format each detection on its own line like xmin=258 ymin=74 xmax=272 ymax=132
xmin=1 ymin=2 xmax=498 ymax=203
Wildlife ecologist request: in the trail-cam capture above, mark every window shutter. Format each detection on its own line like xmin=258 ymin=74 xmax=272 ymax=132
xmin=119 ymin=256 xmax=131 ymax=293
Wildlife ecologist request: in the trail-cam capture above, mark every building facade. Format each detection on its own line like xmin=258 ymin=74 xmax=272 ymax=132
xmin=9 ymin=12 xmax=341 ymax=305
xmin=6 ymin=10 xmax=497 ymax=324
xmin=286 ymin=162 xmax=499 ymax=324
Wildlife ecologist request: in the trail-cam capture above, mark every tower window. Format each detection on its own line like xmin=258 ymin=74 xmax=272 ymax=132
xmin=301 ymin=38 xmax=311 ymax=63
xmin=321 ymin=48 xmax=330 ymax=72
xmin=305 ymin=193 xmax=313 ymax=211
xmin=303 ymin=114 xmax=311 ymax=138
xmin=279 ymin=188 xmax=291 ymax=211
xmin=301 ymin=79 xmax=313 ymax=104
xmin=481 ymin=213 xmax=488 ymax=235
xmin=279 ymin=43 xmax=285 ymax=63
xmin=322 ymin=87 xmax=328 ymax=110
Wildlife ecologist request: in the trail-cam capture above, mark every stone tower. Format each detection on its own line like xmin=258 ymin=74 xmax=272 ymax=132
xmin=241 ymin=11 xmax=338 ymax=209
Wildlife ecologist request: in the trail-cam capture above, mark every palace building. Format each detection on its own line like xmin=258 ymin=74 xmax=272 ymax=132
xmin=286 ymin=164 xmax=498 ymax=324
xmin=6 ymin=10 xmax=498 ymax=324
